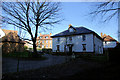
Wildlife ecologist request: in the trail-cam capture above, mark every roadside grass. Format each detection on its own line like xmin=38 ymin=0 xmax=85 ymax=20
xmin=90 ymin=55 xmax=108 ymax=62
xmin=2 ymin=51 xmax=47 ymax=60
xmin=3 ymin=51 xmax=33 ymax=58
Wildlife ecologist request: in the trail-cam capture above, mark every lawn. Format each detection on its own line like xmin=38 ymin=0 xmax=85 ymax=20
xmin=78 ymin=53 xmax=109 ymax=62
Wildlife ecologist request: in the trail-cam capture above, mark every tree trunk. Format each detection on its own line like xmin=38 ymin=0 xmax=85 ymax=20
xmin=32 ymin=40 xmax=38 ymax=57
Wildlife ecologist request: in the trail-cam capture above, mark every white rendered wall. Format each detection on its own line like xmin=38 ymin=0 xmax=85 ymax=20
xmin=94 ymin=36 xmax=103 ymax=54
xmin=0 ymin=29 xmax=5 ymax=38
xmin=52 ymin=34 xmax=95 ymax=53
xmin=103 ymin=41 xmax=116 ymax=48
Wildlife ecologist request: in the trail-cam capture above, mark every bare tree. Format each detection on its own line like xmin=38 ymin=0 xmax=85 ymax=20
xmin=90 ymin=0 xmax=119 ymax=22
xmin=1 ymin=1 xmax=62 ymax=57
xmin=90 ymin=0 xmax=120 ymax=42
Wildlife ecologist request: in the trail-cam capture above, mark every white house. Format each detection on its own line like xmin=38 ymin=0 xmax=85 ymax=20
xmin=51 ymin=25 xmax=103 ymax=54
xmin=101 ymin=33 xmax=119 ymax=48
xmin=0 ymin=28 xmax=5 ymax=38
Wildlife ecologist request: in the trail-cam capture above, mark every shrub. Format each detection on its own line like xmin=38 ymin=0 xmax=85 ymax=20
xmin=42 ymin=48 xmax=52 ymax=54
xmin=24 ymin=46 xmax=28 ymax=50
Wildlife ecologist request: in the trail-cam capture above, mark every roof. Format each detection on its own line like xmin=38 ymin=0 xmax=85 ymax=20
xmin=51 ymin=26 xmax=102 ymax=40
xmin=37 ymin=33 xmax=52 ymax=40
xmin=101 ymin=33 xmax=117 ymax=42
xmin=1 ymin=31 xmax=25 ymax=44
xmin=2 ymin=29 xmax=18 ymax=35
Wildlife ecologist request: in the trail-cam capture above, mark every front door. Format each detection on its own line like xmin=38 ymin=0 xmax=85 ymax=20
xmin=69 ymin=46 xmax=72 ymax=54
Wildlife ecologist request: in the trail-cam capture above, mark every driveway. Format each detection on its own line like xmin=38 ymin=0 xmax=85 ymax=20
xmin=2 ymin=54 xmax=68 ymax=74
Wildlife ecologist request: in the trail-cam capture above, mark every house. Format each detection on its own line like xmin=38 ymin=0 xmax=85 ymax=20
xmin=101 ymin=33 xmax=119 ymax=49
xmin=36 ymin=33 xmax=52 ymax=49
xmin=24 ymin=40 xmax=33 ymax=49
xmin=0 ymin=28 xmax=5 ymax=38
xmin=0 ymin=29 xmax=25 ymax=53
xmin=51 ymin=24 xmax=103 ymax=54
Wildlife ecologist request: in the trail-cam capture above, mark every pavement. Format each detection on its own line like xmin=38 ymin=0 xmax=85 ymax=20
xmin=2 ymin=54 xmax=69 ymax=74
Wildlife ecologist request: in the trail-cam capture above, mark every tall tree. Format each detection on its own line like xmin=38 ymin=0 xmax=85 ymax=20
xmin=1 ymin=1 xmax=62 ymax=56
xmin=90 ymin=0 xmax=120 ymax=42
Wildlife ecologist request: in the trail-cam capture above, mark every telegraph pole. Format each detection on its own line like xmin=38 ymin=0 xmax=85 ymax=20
xmin=118 ymin=1 xmax=120 ymax=42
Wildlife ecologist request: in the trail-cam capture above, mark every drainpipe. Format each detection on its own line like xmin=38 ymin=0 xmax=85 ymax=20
xmin=65 ymin=36 xmax=68 ymax=62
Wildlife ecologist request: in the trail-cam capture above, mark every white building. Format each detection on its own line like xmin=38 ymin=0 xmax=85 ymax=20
xmin=51 ymin=25 xmax=103 ymax=54
xmin=0 ymin=28 xmax=5 ymax=38
xmin=101 ymin=33 xmax=118 ymax=48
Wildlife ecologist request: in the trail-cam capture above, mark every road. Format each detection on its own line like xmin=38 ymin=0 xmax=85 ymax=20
xmin=2 ymin=54 xmax=68 ymax=74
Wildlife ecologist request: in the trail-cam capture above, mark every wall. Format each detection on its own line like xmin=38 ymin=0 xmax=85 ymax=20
xmin=103 ymin=41 xmax=116 ymax=48
xmin=94 ymin=35 xmax=103 ymax=54
xmin=36 ymin=33 xmax=52 ymax=49
xmin=0 ymin=29 xmax=5 ymax=38
xmin=52 ymin=34 xmax=94 ymax=53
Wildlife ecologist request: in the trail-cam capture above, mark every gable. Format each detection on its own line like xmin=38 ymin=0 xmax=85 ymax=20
xmin=2 ymin=32 xmax=24 ymax=44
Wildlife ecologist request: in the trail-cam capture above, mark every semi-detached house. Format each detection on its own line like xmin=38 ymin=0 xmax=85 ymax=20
xmin=51 ymin=24 xmax=103 ymax=54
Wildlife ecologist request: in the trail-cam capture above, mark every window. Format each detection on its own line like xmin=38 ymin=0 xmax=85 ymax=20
xmin=42 ymin=40 xmax=44 ymax=44
xmin=50 ymin=40 xmax=52 ymax=43
xmin=105 ymin=41 xmax=107 ymax=44
xmin=57 ymin=38 xmax=60 ymax=43
xmin=69 ymin=28 xmax=74 ymax=32
xmin=46 ymin=40 xmax=48 ymax=43
xmin=46 ymin=45 xmax=48 ymax=48
xmin=57 ymin=45 xmax=60 ymax=51
xmin=40 ymin=36 xmax=42 ymax=39
xmin=39 ymin=40 xmax=40 ymax=43
xmin=45 ymin=36 xmax=48 ymax=39
xmin=50 ymin=44 xmax=52 ymax=48
xmin=38 ymin=45 xmax=41 ymax=48
xmin=69 ymin=37 xmax=72 ymax=41
xmin=82 ymin=44 xmax=86 ymax=51
xmin=42 ymin=45 xmax=44 ymax=48
xmin=82 ymin=35 xmax=86 ymax=41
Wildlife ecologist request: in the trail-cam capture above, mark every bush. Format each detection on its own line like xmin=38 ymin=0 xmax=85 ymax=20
xmin=29 ymin=48 xmax=33 ymax=50
xmin=24 ymin=46 xmax=28 ymax=50
xmin=42 ymin=48 xmax=52 ymax=54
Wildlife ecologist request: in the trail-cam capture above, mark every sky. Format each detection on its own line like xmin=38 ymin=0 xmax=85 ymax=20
xmin=1 ymin=2 xmax=118 ymax=40
xmin=51 ymin=2 xmax=118 ymax=40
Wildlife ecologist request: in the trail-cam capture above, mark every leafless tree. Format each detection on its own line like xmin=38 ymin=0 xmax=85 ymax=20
xmin=1 ymin=1 xmax=62 ymax=57
xmin=90 ymin=0 xmax=119 ymax=22
xmin=89 ymin=0 xmax=120 ymax=42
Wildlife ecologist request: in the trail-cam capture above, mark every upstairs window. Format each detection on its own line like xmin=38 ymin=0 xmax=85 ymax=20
xmin=69 ymin=28 xmax=74 ymax=32
xmin=57 ymin=38 xmax=60 ymax=43
xmin=45 ymin=36 xmax=48 ymax=39
xmin=40 ymin=36 xmax=42 ymax=39
xmin=82 ymin=35 xmax=86 ymax=41
xmin=69 ymin=36 xmax=72 ymax=42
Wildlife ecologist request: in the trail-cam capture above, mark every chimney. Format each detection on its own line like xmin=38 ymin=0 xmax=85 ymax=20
xmin=50 ymin=33 xmax=52 ymax=36
xmin=40 ymin=33 xmax=42 ymax=36
xmin=69 ymin=24 xmax=72 ymax=28
xmin=101 ymin=32 xmax=103 ymax=37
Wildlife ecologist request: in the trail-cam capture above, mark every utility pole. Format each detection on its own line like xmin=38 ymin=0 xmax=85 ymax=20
xmin=118 ymin=1 xmax=120 ymax=42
